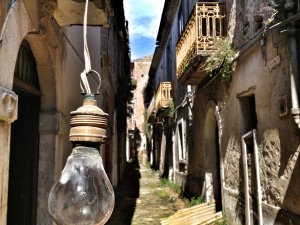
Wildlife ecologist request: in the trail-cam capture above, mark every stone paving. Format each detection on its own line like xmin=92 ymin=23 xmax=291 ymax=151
xmin=106 ymin=162 xmax=186 ymax=225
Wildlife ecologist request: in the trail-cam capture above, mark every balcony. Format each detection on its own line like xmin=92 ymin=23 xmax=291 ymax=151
xmin=155 ymin=82 xmax=172 ymax=114
xmin=176 ymin=2 xmax=225 ymax=85
xmin=146 ymin=82 xmax=173 ymax=122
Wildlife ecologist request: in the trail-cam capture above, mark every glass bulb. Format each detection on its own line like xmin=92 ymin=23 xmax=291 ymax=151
xmin=48 ymin=146 xmax=114 ymax=225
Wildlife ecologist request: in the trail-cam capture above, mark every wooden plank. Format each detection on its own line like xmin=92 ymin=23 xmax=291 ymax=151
xmin=200 ymin=212 xmax=223 ymax=225
xmin=161 ymin=201 xmax=217 ymax=225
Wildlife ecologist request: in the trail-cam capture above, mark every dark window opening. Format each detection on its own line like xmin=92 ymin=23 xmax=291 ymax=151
xmin=240 ymin=95 xmax=257 ymax=133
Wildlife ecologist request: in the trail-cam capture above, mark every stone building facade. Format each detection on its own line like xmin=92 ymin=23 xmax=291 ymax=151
xmin=145 ymin=0 xmax=300 ymax=224
xmin=0 ymin=0 xmax=130 ymax=224
xmin=127 ymin=56 xmax=152 ymax=162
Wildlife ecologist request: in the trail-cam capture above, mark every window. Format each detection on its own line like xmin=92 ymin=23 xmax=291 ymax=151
xmin=177 ymin=1 xmax=185 ymax=36
xmin=177 ymin=119 xmax=186 ymax=160
xmin=239 ymin=95 xmax=257 ymax=133
xmin=13 ymin=41 xmax=40 ymax=95
xmin=179 ymin=15 xmax=183 ymax=33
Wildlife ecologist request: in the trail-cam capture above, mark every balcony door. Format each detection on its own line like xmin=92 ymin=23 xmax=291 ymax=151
xmin=7 ymin=41 xmax=40 ymax=225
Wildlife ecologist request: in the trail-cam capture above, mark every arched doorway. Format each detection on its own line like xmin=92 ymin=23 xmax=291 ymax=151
xmin=7 ymin=40 xmax=40 ymax=225
xmin=204 ymin=106 xmax=222 ymax=212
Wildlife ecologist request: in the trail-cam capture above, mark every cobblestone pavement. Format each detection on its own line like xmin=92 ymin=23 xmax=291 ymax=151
xmin=106 ymin=162 xmax=186 ymax=225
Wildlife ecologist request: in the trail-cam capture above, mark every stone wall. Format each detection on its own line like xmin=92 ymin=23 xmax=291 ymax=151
xmin=133 ymin=56 xmax=152 ymax=134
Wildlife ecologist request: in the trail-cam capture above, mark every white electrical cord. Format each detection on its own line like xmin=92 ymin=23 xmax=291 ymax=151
xmin=80 ymin=0 xmax=102 ymax=94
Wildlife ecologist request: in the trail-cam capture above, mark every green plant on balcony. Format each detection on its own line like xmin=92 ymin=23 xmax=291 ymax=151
xmin=204 ymin=40 xmax=236 ymax=85
xmin=166 ymin=101 xmax=175 ymax=118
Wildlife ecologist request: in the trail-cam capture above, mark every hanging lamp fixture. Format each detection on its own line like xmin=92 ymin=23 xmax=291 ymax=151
xmin=47 ymin=0 xmax=115 ymax=224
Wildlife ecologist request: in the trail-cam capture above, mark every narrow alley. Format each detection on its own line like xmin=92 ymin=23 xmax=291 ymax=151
xmin=1 ymin=0 xmax=300 ymax=224
xmin=107 ymin=161 xmax=187 ymax=225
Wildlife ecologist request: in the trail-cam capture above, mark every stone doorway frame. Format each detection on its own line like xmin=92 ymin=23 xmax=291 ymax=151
xmin=203 ymin=101 xmax=225 ymax=211
xmin=0 ymin=1 xmax=61 ymax=224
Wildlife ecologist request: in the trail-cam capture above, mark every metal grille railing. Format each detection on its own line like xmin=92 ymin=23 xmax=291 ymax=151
xmin=176 ymin=2 xmax=225 ymax=79
xmin=155 ymin=82 xmax=172 ymax=113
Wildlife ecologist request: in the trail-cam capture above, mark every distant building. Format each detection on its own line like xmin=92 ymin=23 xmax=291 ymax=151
xmin=127 ymin=56 xmax=152 ymax=162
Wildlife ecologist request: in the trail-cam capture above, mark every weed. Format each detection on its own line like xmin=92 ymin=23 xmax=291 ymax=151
xmin=160 ymin=178 xmax=169 ymax=186
xmin=166 ymin=101 xmax=175 ymax=118
xmin=154 ymin=190 xmax=168 ymax=198
xmin=204 ymin=39 xmax=236 ymax=85
xmin=159 ymin=178 xmax=181 ymax=194
xmin=188 ymin=196 xmax=205 ymax=207
xmin=214 ymin=218 xmax=229 ymax=225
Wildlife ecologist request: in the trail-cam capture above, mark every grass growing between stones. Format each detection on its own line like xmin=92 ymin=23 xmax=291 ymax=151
xmin=159 ymin=178 xmax=181 ymax=194
xmin=158 ymin=177 xmax=206 ymax=208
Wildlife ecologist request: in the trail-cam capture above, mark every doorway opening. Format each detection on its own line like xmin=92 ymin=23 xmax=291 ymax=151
xmin=204 ymin=107 xmax=222 ymax=212
xmin=239 ymin=94 xmax=263 ymax=225
xmin=7 ymin=41 xmax=40 ymax=225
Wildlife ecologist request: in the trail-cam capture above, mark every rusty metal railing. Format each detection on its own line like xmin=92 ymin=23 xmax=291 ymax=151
xmin=146 ymin=82 xmax=173 ymax=121
xmin=176 ymin=2 xmax=225 ymax=79
xmin=155 ymin=82 xmax=172 ymax=113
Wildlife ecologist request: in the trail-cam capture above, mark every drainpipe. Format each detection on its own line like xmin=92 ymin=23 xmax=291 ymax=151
xmin=284 ymin=0 xmax=300 ymax=127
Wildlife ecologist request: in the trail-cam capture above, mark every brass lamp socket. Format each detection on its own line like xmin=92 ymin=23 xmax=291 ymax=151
xmin=69 ymin=95 xmax=108 ymax=144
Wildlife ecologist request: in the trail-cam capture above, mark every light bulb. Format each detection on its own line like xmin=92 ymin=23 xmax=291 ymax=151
xmin=48 ymin=146 xmax=114 ymax=225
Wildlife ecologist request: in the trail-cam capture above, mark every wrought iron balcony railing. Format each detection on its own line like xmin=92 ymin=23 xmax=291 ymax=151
xmin=176 ymin=2 xmax=225 ymax=82
xmin=155 ymin=82 xmax=172 ymax=113
xmin=146 ymin=82 xmax=173 ymax=122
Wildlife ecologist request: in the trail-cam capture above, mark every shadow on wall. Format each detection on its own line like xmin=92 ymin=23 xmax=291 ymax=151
xmin=275 ymin=144 xmax=300 ymax=223
xmin=106 ymin=161 xmax=141 ymax=225
xmin=134 ymin=127 xmax=142 ymax=162
xmin=134 ymin=127 xmax=142 ymax=148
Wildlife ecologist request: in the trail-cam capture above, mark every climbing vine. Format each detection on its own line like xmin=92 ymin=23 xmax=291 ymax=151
xmin=166 ymin=101 xmax=175 ymax=118
xmin=204 ymin=39 xmax=236 ymax=85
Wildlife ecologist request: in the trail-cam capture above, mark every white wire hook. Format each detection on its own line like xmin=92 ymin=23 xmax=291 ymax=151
xmin=80 ymin=70 xmax=102 ymax=95
xmin=80 ymin=0 xmax=102 ymax=95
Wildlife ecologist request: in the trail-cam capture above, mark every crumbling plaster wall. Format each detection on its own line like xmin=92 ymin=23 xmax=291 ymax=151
xmin=221 ymin=29 xmax=300 ymax=224
xmin=189 ymin=18 xmax=300 ymax=224
xmin=226 ymin=0 xmax=277 ymax=47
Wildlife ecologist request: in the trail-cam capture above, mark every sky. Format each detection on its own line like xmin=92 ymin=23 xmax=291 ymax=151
xmin=123 ymin=0 xmax=165 ymax=60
